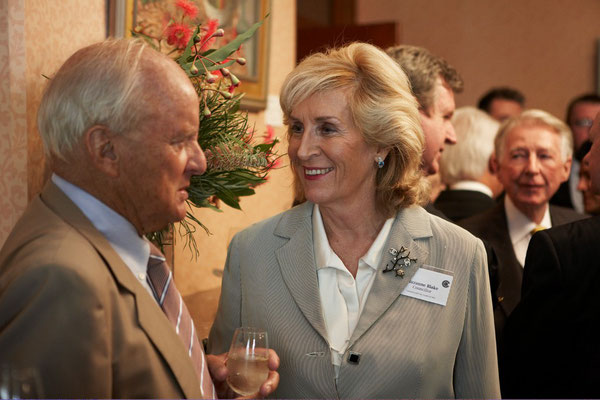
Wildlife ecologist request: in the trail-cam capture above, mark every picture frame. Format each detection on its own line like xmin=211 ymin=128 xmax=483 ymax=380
xmin=107 ymin=0 xmax=271 ymax=111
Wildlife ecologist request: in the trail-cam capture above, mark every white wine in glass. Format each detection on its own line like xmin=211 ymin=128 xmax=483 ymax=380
xmin=226 ymin=327 xmax=269 ymax=396
xmin=0 ymin=365 xmax=44 ymax=399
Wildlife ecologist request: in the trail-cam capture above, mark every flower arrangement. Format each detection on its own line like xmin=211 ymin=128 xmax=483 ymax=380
xmin=133 ymin=0 xmax=279 ymax=254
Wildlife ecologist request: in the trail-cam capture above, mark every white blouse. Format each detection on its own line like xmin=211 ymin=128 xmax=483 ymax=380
xmin=312 ymin=204 xmax=394 ymax=377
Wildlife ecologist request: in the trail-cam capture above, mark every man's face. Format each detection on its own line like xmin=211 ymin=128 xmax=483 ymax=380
xmin=569 ymin=101 xmax=600 ymax=151
xmin=488 ymin=98 xmax=522 ymax=122
xmin=116 ymin=61 xmax=206 ymax=234
xmin=577 ymin=158 xmax=600 ymax=215
xmin=582 ymin=112 xmax=600 ymax=195
xmin=420 ymin=78 xmax=456 ymax=175
xmin=493 ymin=124 xmax=570 ymax=213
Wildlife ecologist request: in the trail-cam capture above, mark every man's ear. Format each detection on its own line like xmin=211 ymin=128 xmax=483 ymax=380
xmin=560 ymin=155 xmax=572 ymax=183
xmin=84 ymin=125 xmax=119 ymax=177
xmin=489 ymin=154 xmax=499 ymax=175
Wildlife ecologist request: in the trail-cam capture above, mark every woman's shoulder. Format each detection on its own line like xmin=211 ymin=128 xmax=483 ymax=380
xmin=233 ymin=201 xmax=313 ymax=244
xmin=400 ymin=205 xmax=482 ymax=244
xmin=399 ymin=206 xmax=486 ymax=262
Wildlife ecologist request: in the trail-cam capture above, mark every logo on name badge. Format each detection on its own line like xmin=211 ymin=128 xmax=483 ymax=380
xmin=442 ymin=280 xmax=450 ymax=288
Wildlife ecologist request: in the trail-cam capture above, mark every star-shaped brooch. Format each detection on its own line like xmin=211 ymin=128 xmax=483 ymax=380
xmin=382 ymin=246 xmax=417 ymax=278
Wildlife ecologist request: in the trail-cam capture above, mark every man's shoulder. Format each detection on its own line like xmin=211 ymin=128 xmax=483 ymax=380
xmin=457 ymin=202 xmax=504 ymax=236
xmin=549 ymin=204 xmax=588 ymax=225
xmin=542 ymin=215 xmax=600 ymax=249
xmin=0 ymin=196 xmax=105 ymax=288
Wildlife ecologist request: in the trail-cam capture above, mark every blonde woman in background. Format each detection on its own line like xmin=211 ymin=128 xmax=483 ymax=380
xmin=208 ymin=42 xmax=500 ymax=398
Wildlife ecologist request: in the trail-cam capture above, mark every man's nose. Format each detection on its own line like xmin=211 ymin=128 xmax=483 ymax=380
xmin=525 ymin=155 xmax=541 ymax=173
xmin=189 ymin=141 xmax=207 ymax=175
xmin=445 ymin=123 xmax=457 ymax=144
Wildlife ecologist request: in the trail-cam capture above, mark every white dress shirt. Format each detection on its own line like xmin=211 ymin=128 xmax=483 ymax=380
xmin=569 ymin=159 xmax=585 ymax=213
xmin=450 ymin=180 xmax=493 ymax=198
xmin=313 ymin=204 xmax=393 ymax=378
xmin=504 ymin=196 xmax=551 ymax=267
xmin=52 ymin=174 xmax=153 ymax=294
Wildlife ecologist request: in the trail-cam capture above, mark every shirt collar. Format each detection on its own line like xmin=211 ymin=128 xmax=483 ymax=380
xmin=52 ymin=174 xmax=150 ymax=271
xmin=504 ymin=195 xmax=551 ymax=244
xmin=449 ymin=180 xmax=493 ymax=198
xmin=312 ymin=204 xmax=394 ymax=272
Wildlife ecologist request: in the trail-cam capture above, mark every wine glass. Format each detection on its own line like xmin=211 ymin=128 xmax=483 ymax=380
xmin=0 ymin=365 xmax=44 ymax=399
xmin=226 ymin=327 xmax=269 ymax=396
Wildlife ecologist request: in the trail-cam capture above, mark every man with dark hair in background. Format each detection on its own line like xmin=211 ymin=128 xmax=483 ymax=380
xmin=478 ymin=87 xmax=525 ymax=122
xmin=551 ymin=93 xmax=600 ymax=212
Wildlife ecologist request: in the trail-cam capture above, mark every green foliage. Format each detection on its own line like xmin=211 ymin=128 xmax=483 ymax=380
xmin=137 ymin=13 xmax=277 ymax=256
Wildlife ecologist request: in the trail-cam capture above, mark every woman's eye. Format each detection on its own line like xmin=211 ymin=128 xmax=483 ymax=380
xmin=290 ymin=123 xmax=303 ymax=134
xmin=320 ymin=124 xmax=337 ymax=134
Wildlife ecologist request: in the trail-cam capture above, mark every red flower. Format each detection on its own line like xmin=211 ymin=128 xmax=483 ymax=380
xmin=201 ymin=19 xmax=219 ymax=51
xmin=166 ymin=23 xmax=193 ymax=49
xmin=175 ymin=0 xmax=198 ymax=19
xmin=263 ymin=125 xmax=275 ymax=143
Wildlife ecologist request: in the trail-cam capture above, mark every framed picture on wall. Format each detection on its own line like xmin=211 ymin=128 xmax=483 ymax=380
xmin=107 ymin=0 xmax=271 ymax=111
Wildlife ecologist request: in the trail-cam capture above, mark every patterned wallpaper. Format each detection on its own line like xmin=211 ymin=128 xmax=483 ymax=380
xmin=0 ymin=0 xmax=27 ymax=247
xmin=0 ymin=0 xmax=106 ymax=246
xmin=26 ymin=0 xmax=106 ymax=201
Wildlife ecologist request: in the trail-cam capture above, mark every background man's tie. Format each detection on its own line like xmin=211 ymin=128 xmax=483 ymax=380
xmin=146 ymin=243 xmax=216 ymax=399
xmin=530 ymin=226 xmax=546 ymax=235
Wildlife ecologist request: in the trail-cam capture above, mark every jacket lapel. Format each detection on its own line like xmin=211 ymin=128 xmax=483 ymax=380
xmin=490 ymin=201 xmax=524 ymax=317
xmin=41 ymin=182 xmax=201 ymax=398
xmin=274 ymin=202 xmax=329 ymax=341
xmin=349 ymin=206 xmax=431 ymax=345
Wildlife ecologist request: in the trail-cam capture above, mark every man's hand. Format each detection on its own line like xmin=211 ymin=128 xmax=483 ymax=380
xmin=207 ymin=349 xmax=280 ymax=398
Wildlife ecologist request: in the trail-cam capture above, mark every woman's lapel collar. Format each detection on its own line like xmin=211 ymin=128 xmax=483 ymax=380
xmin=349 ymin=206 xmax=433 ymax=344
xmin=274 ymin=202 xmax=329 ymax=341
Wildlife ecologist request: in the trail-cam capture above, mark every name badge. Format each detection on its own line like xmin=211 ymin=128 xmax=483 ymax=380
xmin=401 ymin=265 xmax=453 ymax=306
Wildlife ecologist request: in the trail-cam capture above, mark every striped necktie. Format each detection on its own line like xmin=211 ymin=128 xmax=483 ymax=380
xmin=146 ymin=243 xmax=216 ymax=399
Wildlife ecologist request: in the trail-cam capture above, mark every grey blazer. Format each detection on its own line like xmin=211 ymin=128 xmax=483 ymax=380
xmin=209 ymin=202 xmax=500 ymax=398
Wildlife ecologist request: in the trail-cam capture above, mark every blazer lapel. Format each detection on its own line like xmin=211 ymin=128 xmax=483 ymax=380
xmin=349 ymin=206 xmax=431 ymax=345
xmin=274 ymin=202 xmax=329 ymax=341
xmin=488 ymin=201 xmax=524 ymax=317
xmin=41 ymin=182 xmax=201 ymax=398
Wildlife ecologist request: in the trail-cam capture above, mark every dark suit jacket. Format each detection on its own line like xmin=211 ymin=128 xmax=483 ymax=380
xmin=424 ymin=201 xmax=448 ymax=220
xmin=500 ymin=216 xmax=600 ymax=398
xmin=550 ymin=179 xmax=574 ymax=209
xmin=434 ymin=189 xmax=495 ymax=222
xmin=458 ymin=200 xmax=585 ymax=341
xmin=0 ymin=182 xmax=203 ymax=398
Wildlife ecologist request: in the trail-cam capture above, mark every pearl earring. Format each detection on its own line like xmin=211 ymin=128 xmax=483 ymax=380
xmin=376 ymin=156 xmax=385 ymax=169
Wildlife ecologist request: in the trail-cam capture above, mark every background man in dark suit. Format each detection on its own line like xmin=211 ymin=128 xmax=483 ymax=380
xmin=0 ymin=39 xmax=278 ymax=398
xmin=551 ymin=94 xmax=600 ymax=212
xmin=435 ymin=107 xmax=502 ymax=222
xmin=460 ymin=110 xmax=585 ymax=341
xmin=500 ymin=111 xmax=600 ymax=398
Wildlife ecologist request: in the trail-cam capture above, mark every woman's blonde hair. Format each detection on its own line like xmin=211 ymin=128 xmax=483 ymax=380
xmin=280 ymin=42 xmax=429 ymax=215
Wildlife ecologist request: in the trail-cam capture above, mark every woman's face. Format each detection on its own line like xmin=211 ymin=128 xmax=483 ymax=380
xmin=287 ymin=89 xmax=383 ymax=210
